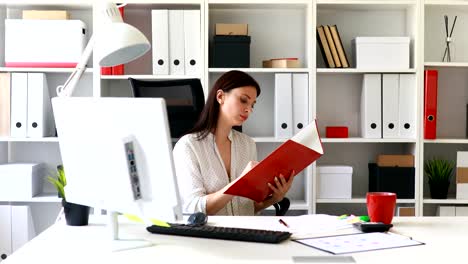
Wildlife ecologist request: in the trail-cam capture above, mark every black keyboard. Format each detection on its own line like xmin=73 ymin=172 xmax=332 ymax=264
xmin=146 ymin=224 xmax=292 ymax=244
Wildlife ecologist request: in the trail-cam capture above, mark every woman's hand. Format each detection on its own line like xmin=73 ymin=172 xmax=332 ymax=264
xmin=267 ymin=170 xmax=295 ymax=204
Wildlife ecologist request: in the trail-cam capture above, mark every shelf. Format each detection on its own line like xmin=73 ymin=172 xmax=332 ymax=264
xmin=423 ymin=199 xmax=468 ymax=204
xmin=425 ymin=62 xmax=468 ymax=68
xmin=321 ymin=138 xmax=417 ymax=143
xmin=253 ymin=137 xmax=286 ymax=143
xmin=317 ymin=68 xmax=416 ymax=74
xmin=317 ymin=1 xmax=416 ymax=9
xmin=424 ymin=139 xmax=468 ymax=144
xmin=0 ymin=137 xmax=59 ymax=142
xmin=209 ymin=68 xmax=310 ymax=73
xmin=2 ymin=193 xmax=61 ymax=203
xmin=0 ymin=67 xmax=93 ymax=73
xmin=317 ymin=198 xmax=415 ymax=204
xmin=425 ymin=1 xmax=468 ymax=6
xmin=208 ymin=1 xmax=309 ymax=8
xmin=101 ymin=74 xmax=199 ymax=80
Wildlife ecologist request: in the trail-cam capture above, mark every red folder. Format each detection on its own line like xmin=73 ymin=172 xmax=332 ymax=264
xmin=224 ymin=121 xmax=324 ymax=203
xmin=424 ymin=70 xmax=438 ymax=139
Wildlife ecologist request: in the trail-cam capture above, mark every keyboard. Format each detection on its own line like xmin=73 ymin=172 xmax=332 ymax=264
xmin=146 ymin=224 xmax=292 ymax=244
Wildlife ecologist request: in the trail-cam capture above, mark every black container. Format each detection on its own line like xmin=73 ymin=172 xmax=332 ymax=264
xmin=63 ymin=200 xmax=90 ymax=226
xmin=368 ymin=163 xmax=415 ymax=199
xmin=212 ymin=35 xmax=251 ymax=68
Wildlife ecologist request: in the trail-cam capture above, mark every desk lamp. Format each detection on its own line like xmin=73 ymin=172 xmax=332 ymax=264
xmin=56 ymin=2 xmax=150 ymax=97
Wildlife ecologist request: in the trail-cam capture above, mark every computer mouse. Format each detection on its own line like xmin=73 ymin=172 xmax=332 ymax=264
xmin=187 ymin=212 xmax=208 ymax=226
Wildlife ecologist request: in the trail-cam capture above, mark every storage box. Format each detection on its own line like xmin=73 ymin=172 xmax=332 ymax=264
xmin=437 ymin=206 xmax=455 ymax=216
xmin=368 ymin=163 xmax=415 ymax=199
xmin=0 ymin=163 xmax=45 ymax=200
xmin=352 ymin=37 xmax=410 ymax=69
xmin=262 ymin=58 xmax=300 ymax=68
xmin=5 ymin=19 xmax=86 ymax=67
xmin=397 ymin=207 xmax=415 ymax=216
xmin=377 ymin=155 xmax=414 ymax=167
xmin=211 ymin=35 xmax=250 ymax=68
xmin=325 ymin=126 xmax=348 ymax=138
xmin=22 ymin=10 xmax=70 ymax=20
xmin=215 ymin=24 xmax=248 ymax=36
xmin=317 ymin=166 xmax=352 ymax=199
xmin=456 ymin=151 xmax=468 ymax=167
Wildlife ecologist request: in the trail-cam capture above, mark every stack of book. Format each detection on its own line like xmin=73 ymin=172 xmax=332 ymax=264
xmin=316 ymin=25 xmax=349 ymax=68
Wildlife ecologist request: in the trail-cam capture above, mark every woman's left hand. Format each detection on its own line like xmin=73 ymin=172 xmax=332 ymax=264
xmin=267 ymin=170 xmax=295 ymax=204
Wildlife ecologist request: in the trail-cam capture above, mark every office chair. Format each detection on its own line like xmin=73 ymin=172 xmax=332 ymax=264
xmin=129 ymin=78 xmax=205 ymax=138
xmin=274 ymin=198 xmax=290 ymax=216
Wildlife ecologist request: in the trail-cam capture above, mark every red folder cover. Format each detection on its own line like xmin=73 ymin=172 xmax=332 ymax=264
xmin=424 ymin=70 xmax=438 ymax=139
xmin=224 ymin=121 xmax=324 ymax=202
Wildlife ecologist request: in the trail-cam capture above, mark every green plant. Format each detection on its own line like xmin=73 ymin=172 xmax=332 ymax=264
xmin=424 ymin=158 xmax=455 ymax=183
xmin=47 ymin=165 xmax=66 ymax=200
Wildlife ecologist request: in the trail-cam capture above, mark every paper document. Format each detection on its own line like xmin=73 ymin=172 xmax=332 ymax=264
xmin=295 ymin=232 xmax=424 ymax=255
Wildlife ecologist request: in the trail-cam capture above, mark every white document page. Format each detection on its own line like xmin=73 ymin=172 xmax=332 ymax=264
xmin=295 ymin=232 xmax=424 ymax=255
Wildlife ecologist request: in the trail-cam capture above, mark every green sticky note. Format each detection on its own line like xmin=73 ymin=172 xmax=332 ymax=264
xmin=150 ymin=219 xmax=171 ymax=227
xmin=359 ymin=216 xmax=370 ymax=222
xmin=124 ymin=214 xmax=170 ymax=227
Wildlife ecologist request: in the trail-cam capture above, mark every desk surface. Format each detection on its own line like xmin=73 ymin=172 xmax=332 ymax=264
xmin=4 ymin=216 xmax=468 ymax=264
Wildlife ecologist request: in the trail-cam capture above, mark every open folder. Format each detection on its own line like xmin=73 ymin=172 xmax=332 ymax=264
xmin=224 ymin=121 xmax=324 ymax=202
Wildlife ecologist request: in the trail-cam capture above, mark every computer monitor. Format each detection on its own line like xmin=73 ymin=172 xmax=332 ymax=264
xmin=52 ymin=97 xmax=183 ymax=250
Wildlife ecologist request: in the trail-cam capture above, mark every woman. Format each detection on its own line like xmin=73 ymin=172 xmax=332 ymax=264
xmin=173 ymin=70 xmax=294 ymax=216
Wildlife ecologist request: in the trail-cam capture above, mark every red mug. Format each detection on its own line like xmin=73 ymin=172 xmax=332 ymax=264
xmin=366 ymin=192 xmax=397 ymax=224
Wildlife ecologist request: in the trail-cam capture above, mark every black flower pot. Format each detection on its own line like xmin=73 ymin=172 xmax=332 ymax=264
xmin=429 ymin=181 xmax=450 ymax=199
xmin=62 ymin=200 xmax=90 ymax=226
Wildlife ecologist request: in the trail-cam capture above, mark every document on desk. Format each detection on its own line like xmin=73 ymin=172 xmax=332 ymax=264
xmin=295 ymin=232 xmax=424 ymax=255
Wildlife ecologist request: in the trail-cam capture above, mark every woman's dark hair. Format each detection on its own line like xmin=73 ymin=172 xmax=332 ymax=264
xmin=189 ymin=70 xmax=260 ymax=140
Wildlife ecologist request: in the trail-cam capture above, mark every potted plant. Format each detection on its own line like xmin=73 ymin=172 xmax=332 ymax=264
xmin=48 ymin=165 xmax=90 ymax=226
xmin=424 ymin=158 xmax=455 ymax=199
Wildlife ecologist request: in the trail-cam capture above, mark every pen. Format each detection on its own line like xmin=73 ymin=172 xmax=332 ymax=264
xmin=279 ymin=218 xmax=290 ymax=228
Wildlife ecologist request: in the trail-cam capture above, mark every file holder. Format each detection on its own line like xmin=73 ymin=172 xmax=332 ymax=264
xmin=212 ymin=35 xmax=251 ymax=68
xmin=368 ymin=163 xmax=415 ymax=199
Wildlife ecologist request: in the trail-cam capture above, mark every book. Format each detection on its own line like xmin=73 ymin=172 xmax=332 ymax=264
xmin=323 ymin=25 xmax=341 ymax=68
xmin=224 ymin=121 xmax=324 ymax=202
xmin=329 ymin=25 xmax=349 ymax=68
xmin=316 ymin=25 xmax=335 ymax=68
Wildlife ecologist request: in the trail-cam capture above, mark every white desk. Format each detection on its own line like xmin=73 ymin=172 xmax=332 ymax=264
xmin=4 ymin=216 xmax=468 ymax=264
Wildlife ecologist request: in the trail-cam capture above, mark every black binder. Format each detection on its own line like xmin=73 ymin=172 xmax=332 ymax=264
xmin=368 ymin=163 xmax=415 ymax=199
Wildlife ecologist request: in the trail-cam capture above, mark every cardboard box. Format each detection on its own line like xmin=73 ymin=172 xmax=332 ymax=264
xmin=377 ymin=155 xmax=414 ymax=167
xmin=0 ymin=163 xmax=45 ymax=200
xmin=5 ymin=19 xmax=86 ymax=68
xmin=317 ymin=166 xmax=352 ymax=199
xmin=456 ymin=206 xmax=468 ymax=216
xmin=397 ymin=207 xmax=415 ymax=217
xmin=352 ymin=37 xmax=410 ymax=69
xmin=457 ymin=167 xmax=468 ymax=183
xmin=325 ymin=126 xmax=348 ymax=138
xmin=23 ymin=10 xmax=70 ymax=20
xmin=215 ymin=24 xmax=248 ymax=36
xmin=456 ymin=167 xmax=468 ymax=199
xmin=262 ymin=59 xmax=300 ymax=68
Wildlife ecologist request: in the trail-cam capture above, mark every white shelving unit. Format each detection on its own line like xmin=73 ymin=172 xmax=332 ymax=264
xmin=2 ymin=0 xmax=468 ymax=251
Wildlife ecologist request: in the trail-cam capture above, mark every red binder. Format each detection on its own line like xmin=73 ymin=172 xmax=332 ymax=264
xmin=424 ymin=70 xmax=438 ymax=139
xmin=224 ymin=121 xmax=324 ymax=202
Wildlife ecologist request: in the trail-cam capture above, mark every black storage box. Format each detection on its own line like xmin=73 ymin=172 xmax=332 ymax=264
xmin=368 ymin=163 xmax=415 ymax=199
xmin=212 ymin=35 xmax=251 ymax=68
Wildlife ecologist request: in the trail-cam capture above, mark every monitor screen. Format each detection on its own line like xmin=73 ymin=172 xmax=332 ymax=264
xmin=52 ymin=97 xmax=183 ymax=223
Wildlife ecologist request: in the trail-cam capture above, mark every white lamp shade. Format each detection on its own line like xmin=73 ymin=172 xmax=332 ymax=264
xmin=97 ymin=22 xmax=150 ymax=67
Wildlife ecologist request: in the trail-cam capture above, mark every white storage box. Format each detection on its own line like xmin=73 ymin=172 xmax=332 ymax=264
xmin=456 ymin=151 xmax=468 ymax=167
xmin=5 ymin=19 xmax=86 ymax=68
xmin=437 ymin=206 xmax=455 ymax=216
xmin=317 ymin=166 xmax=352 ymax=199
xmin=352 ymin=37 xmax=410 ymax=69
xmin=0 ymin=163 xmax=45 ymax=200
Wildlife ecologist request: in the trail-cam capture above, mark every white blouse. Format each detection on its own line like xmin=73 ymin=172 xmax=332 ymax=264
xmin=173 ymin=130 xmax=257 ymax=216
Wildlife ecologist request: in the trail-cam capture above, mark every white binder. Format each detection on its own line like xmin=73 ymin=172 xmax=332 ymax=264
xmin=27 ymin=73 xmax=54 ymax=138
xmin=382 ymin=74 xmax=399 ymax=138
xmin=10 ymin=73 xmax=28 ymax=138
xmin=11 ymin=205 xmax=36 ymax=252
xmin=292 ymin=73 xmax=309 ymax=134
xmin=0 ymin=73 xmax=11 ymax=137
xmin=398 ymin=74 xmax=416 ymax=138
xmin=183 ymin=10 xmax=200 ymax=76
xmin=275 ymin=73 xmax=293 ymax=138
xmin=360 ymin=74 xmax=382 ymax=138
xmin=169 ymin=10 xmax=185 ymax=75
xmin=151 ymin=10 xmax=169 ymax=75
xmin=0 ymin=205 xmax=12 ymax=260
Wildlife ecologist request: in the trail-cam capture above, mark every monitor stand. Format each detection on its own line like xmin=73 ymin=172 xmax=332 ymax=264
xmin=108 ymin=211 xmax=153 ymax=252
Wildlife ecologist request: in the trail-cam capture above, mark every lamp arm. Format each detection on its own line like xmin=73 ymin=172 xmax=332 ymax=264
xmin=56 ymin=34 xmax=95 ymax=97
